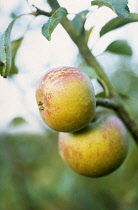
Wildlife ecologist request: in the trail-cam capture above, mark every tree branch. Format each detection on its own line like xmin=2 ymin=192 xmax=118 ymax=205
xmin=96 ymin=98 xmax=138 ymax=144
xmin=47 ymin=0 xmax=117 ymax=97
xmin=30 ymin=5 xmax=52 ymax=17
xmin=34 ymin=0 xmax=138 ymax=145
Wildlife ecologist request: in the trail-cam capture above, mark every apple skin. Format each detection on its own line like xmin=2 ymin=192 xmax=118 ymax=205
xmin=36 ymin=66 xmax=96 ymax=132
xmin=58 ymin=111 xmax=128 ymax=177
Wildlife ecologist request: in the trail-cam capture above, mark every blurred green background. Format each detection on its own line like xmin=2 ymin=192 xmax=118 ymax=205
xmin=1 ymin=0 xmax=138 ymax=210
xmin=1 ymin=128 xmax=138 ymax=210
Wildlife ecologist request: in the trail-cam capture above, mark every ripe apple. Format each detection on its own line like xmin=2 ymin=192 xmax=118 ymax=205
xmin=58 ymin=110 xmax=128 ymax=177
xmin=36 ymin=66 xmax=96 ymax=132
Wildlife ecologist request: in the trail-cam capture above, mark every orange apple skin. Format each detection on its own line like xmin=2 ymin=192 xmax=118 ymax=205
xmin=36 ymin=66 xmax=96 ymax=132
xmin=58 ymin=112 xmax=128 ymax=177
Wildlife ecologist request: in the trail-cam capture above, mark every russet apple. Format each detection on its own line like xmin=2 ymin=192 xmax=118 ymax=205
xmin=58 ymin=111 xmax=128 ymax=177
xmin=36 ymin=66 xmax=96 ymax=132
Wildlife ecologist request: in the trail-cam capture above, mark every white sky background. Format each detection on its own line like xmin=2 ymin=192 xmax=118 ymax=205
xmin=0 ymin=0 xmax=138 ymax=133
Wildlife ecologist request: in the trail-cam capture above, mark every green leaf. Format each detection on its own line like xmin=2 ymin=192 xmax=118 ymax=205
xmin=72 ymin=10 xmax=88 ymax=36
xmin=105 ymin=40 xmax=132 ymax=56
xmin=0 ymin=19 xmax=16 ymax=78
xmin=0 ymin=14 xmax=25 ymax=78
xmin=95 ymin=91 xmax=105 ymax=98
xmin=85 ymin=26 xmax=94 ymax=43
xmin=79 ymin=65 xmax=98 ymax=79
xmin=100 ymin=13 xmax=138 ymax=36
xmin=91 ymin=0 xmax=131 ymax=18
xmin=10 ymin=38 xmax=23 ymax=75
xmin=110 ymin=69 xmax=135 ymax=95
xmin=79 ymin=64 xmax=109 ymax=97
xmin=9 ymin=117 xmax=27 ymax=127
xmin=42 ymin=7 xmax=68 ymax=41
xmin=119 ymin=93 xmax=138 ymax=104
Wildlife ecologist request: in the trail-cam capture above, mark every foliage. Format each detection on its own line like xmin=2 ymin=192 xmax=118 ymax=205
xmin=100 ymin=13 xmax=138 ymax=37
xmin=0 ymin=0 xmax=138 ymax=210
xmin=0 ymin=20 xmax=14 ymax=77
xmin=105 ymin=40 xmax=132 ymax=56
xmin=9 ymin=116 xmax=27 ymax=127
xmin=91 ymin=0 xmax=131 ymax=17
xmin=0 ymin=0 xmax=137 ymax=77
xmin=0 ymin=129 xmax=138 ymax=210
xmin=42 ymin=7 xmax=68 ymax=41
xmin=0 ymin=15 xmax=24 ymax=77
xmin=10 ymin=38 xmax=23 ymax=75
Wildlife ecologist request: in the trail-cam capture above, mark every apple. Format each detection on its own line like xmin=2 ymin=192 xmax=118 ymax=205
xmin=58 ymin=110 xmax=128 ymax=177
xmin=36 ymin=66 xmax=96 ymax=132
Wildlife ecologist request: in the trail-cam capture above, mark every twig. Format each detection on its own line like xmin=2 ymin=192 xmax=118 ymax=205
xmin=31 ymin=1 xmax=138 ymax=145
xmin=96 ymin=98 xmax=138 ymax=144
xmin=30 ymin=5 xmax=52 ymax=17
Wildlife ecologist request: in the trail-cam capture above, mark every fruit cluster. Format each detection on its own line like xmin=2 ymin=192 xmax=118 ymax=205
xmin=36 ymin=67 xmax=128 ymax=177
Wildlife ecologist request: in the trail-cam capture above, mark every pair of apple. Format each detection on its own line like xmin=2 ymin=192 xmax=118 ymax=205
xmin=36 ymin=67 xmax=128 ymax=177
